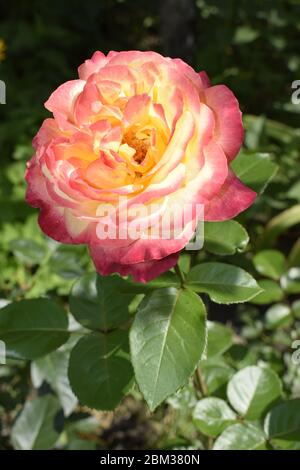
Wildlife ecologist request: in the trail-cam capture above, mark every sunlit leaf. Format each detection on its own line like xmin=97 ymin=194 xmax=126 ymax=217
xmin=130 ymin=288 xmax=206 ymax=410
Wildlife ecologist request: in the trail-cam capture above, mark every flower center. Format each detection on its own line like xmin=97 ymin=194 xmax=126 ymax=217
xmin=123 ymin=131 xmax=150 ymax=164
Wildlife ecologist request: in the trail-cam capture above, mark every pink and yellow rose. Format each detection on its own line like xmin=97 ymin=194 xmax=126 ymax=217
xmin=26 ymin=50 xmax=255 ymax=282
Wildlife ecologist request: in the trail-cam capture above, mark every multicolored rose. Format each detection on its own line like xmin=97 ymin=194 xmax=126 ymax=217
xmin=26 ymin=50 xmax=256 ymax=282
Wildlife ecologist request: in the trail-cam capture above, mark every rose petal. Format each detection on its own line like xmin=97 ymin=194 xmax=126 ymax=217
xmin=45 ymin=80 xmax=85 ymax=124
xmin=204 ymin=84 xmax=244 ymax=161
xmin=204 ymin=170 xmax=256 ymax=221
xmin=78 ymin=51 xmax=108 ymax=80
xmin=90 ymin=245 xmax=179 ymax=283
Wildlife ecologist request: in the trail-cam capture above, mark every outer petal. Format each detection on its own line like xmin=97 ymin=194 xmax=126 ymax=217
xmin=198 ymin=71 xmax=211 ymax=88
xmin=32 ymin=119 xmax=61 ymax=149
xmin=90 ymin=245 xmax=179 ymax=283
xmin=25 ymin=158 xmax=51 ymax=208
xmin=119 ymin=253 xmax=180 ymax=283
xmin=204 ymin=170 xmax=256 ymax=221
xmin=44 ymin=80 xmax=85 ymax=123
xmin=204 ymin=85 xmax=244 ymax=161
xmin=91 ymin=217 xmax=196 ymax=265
xmin=172 ymin=58 xmax=210 ymax=90
xmin=26 ymin=160 xmax=93 ymax=244
xmin=106 ymin=50 xmax=167 ymax=69
xmin=39 ymin=206 xmax=93 ymax=244
xmin=78 ymin=51 xmax=108 ymax=80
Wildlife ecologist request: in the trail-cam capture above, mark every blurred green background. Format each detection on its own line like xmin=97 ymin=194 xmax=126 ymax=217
xmin=0 ymin=0 xmax=300 ymax=451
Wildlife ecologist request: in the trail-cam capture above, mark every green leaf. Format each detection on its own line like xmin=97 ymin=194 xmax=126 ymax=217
xmin=68 ymin=330 xmax=133 ymax=411
xmin=288 ymin=238 xmax=300 ymax=268
xmin=69 ymin=273 xmax=134 ymax=331
xmin=0 ymin=299 xmax=69 ymax=360
xmin=130 ymin=288 xmax=207 ymax=411
xmin=292 ymin=299 xmax=300 ymax=319
xmin=178 ymin=253 xmax=191 ymax=275
xmin=204 ymin=221 xmax=249 ymax=256
xmin=231 ymin=152 xmax=278 ymax=194
xmin=253 ymin=250 xmax=286 ymax=280
xmin=167 ymin=382 xmax=198 ymax=410
xmin=233 ymin=26 xmax=259 ymax=44
xmin=65 ymin=416 xmax=99 ymax=435
xmin=200 ymin=359 xmax=235 ymax=398
xmin=49 ymin=245 xmax=85 ymax=279
xmin=264 ymin=399 xmax=300 ymax=447
xmin=147 ymin=272 xmax=182 ymax=289
xmin=207 ymin=321 xmax=234 ymax=358
xmin=227 ymin=366 xmax=282 ymax=419
xmin=265 ymin=304 xmax=292 ymax=330
xmin=65 ymin=416 xmax=100 ymax=450
xmin=226 ymin=344 xmax=258 ymax=369
xmin=11 ymin=395 xmax=62 ymax=450
xmin=193 ymin=398 xmax=236 ymax=437
xmin=287 ymin=181 xmax=300 ymax=201
xmin=269 ymin=441 xmax=300 ymax=451
xmin=281 ymin=268 xmax=300 ymax=294
xmin=10 ymin=238 xmax=47 ymax=266
xmin=66 ymin=438 xmax=97 ymax=450
xmin=128 ymin=294 xmax=145 ymax=315
xmin=31 ymin=349 xmax=77 ymax=416
xmin=213 ymin=423 xmax=266 ymax=450
xmin=251 ymin=279 xmax=284 ymax=305
xmin=244 ymin=115 xmax=266 ymax=149
xmin=186 ymin=262 xmax=262 ymax=304
xmin=259 ymin=205 xmax=300 ymax=248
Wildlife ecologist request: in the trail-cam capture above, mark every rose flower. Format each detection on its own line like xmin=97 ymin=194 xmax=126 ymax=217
xmin=26 ymin=51 xmax=255 ymax=282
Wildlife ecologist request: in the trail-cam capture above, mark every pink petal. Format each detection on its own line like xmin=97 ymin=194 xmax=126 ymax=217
xmin=106 ymin=50 xmax=166 ymax=68
xmin=125 ymin=163 xmax=186 ymax=206
xmin=120 ymin=253 xmax=180 ymax=283
xmin=91 ymin=217 xmax=196 ymax=265
xmin=90 ymin=244 xmax=179 ymax=283
xmin=198 ymin=71 xmax=211 ymax=89
xmin=25 ymin=158 xmax=51 ymax=208
xmin=38 ymin=207 xmax=74 ymax=243
xmin=78 ymin=51 xmax=108 ymax=80
xmin=45 ymin=79 xmax=85 ymax=123
xmin=165 ymin=141 xmax=228 ymax=219
xmin=204 ymin=170 xmax=256 ymax=221
xmin=148 ymin=110 xmax=195 ymax=181
xmin=172 ymin=58 xmax=210 ymax=90
xmin=123 ymin=94 xmax=151 ymax=126
xmin=198 ymin=141 xmax=229 ymax=200
xmin=73 ymin=81 xmax=101 ymax=124
xmin=204 ymin=85 xmax=244 ymax=161
xmin=96 ymin=65 xmax=136 ymax=92
xmin=32 ymin=119 xmax=60 ymax=149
